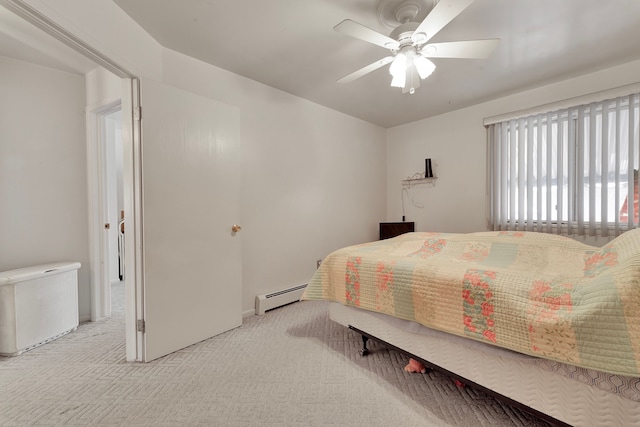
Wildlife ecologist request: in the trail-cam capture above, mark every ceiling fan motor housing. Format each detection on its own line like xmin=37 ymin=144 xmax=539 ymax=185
xmin=390 ymin=21 xmax=420 ymax=48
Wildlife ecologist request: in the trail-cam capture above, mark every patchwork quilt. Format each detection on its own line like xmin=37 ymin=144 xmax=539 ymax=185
xmin=302 ymin=230 xmax=640 ymax=377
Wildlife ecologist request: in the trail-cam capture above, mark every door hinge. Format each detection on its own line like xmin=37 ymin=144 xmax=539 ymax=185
xmin=134 ymin=106 xmax=142 ymax=121
xmin=137 ymin=319 xmax=146 ymax=333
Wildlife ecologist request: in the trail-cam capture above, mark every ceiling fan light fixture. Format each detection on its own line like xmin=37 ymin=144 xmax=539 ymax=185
xmin=389 ymin=49 xmax=434 ymax=92
xmin=414 ymin=55 xmax=436 ymax=79
xmin=391 ymin=72 xmax=406 ymax=88
xmin=389 ymin=52 xmax=407 ymax=77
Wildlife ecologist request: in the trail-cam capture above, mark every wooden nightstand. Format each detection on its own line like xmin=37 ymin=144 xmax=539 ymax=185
xmin=379 ymin=222 xmax=415 ymax=240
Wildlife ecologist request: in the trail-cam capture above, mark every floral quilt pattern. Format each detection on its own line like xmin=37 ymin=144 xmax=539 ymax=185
xmin=463 ymin=270 xmax=497 ymax=343
xmin=303 ymin=230 xmax=640 ymax=376
xmin=344 ymin=256 xmax=361 ymax=307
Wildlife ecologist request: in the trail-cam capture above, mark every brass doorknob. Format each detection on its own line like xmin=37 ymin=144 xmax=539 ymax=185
xmin=231 ymin=225 xmax=242 ymax=233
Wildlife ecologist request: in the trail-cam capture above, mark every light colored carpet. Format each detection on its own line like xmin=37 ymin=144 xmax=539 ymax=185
xmin=0 ymin=282 xmax=550 ymax=426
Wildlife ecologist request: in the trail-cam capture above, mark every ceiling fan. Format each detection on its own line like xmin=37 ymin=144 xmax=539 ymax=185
xmin=335 ymin=0 xmax=499 ymax=94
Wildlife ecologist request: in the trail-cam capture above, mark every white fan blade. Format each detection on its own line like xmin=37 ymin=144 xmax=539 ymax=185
xmin=412 ymin=0 xmax=476 ymax=44
xmin=337 ymin=56 xmax=394 ymax=83
xmin=334 ymin=19 xmax=399 ymax=50
xmin=421 ymin=39 xmax=499 ymax=59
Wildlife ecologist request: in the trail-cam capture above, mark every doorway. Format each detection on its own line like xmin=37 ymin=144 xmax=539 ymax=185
xmin=87 ymin=100 xmax=124 ymax=322
xmin=100 ymin=105 xmax=124 ymax=316
xmin=3 ymin=1 xmax=243 ymax=363
xmin=0 ymin=0 xmax=138 ymax=360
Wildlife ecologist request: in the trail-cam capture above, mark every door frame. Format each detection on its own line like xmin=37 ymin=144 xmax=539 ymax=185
xmin=127 ymin=78 xmax=145 ymax=361
xmin=0 ymin=0 xmax=144 ymax=361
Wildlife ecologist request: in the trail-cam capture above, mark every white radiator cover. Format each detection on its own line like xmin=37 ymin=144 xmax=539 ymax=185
xmin=255 ymin=284 xmax=307 ymax=315
xmin=0 ymin=262 xmax=81 ymax=356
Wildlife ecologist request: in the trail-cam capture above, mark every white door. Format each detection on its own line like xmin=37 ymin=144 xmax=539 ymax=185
xmin=138 ymin=78 xmax=242 ymax=362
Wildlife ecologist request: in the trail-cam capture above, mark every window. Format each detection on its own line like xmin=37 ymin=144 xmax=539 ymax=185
xmin=487 ymin=93 xmax=640 ymax=237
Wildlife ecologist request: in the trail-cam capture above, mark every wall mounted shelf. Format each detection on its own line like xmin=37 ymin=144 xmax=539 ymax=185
xmin=402 ymin=177 xmax=437 ymax=188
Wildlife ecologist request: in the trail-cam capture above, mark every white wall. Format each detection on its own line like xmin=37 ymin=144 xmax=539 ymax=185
xmin=0 ymin=55 xmax=90 ymax=316
xmin=387 ymin=59 xmax=640 ymax=246
xmin=27 ymin=0 xmax=387 ymax=316
xmin=86 ymin=67 xmax=122 ymax=107
xmin=161 ymin=50 xmax=387 ymax=314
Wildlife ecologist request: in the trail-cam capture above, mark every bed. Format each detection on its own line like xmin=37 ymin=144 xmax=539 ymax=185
xmin=302 ymin=230 xmax=640 ymax=426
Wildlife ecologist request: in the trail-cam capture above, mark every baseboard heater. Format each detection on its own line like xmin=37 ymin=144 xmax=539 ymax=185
xmin=255 ymin=283 xmax=307 ymax=315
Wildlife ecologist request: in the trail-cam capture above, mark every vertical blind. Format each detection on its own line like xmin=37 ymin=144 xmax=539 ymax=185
xmin=487 ymin=93 xmax=640 ymax=237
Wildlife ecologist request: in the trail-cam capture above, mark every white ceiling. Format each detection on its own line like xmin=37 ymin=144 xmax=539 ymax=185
xmin=2 ymin=1 xmax=640 ymax=128
xmin=111 ymin=0 xmax=640 ymax=128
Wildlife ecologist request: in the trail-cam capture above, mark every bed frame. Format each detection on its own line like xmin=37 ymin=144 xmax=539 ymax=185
xmin=329 ymin=302 xmax=639 ymax=427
